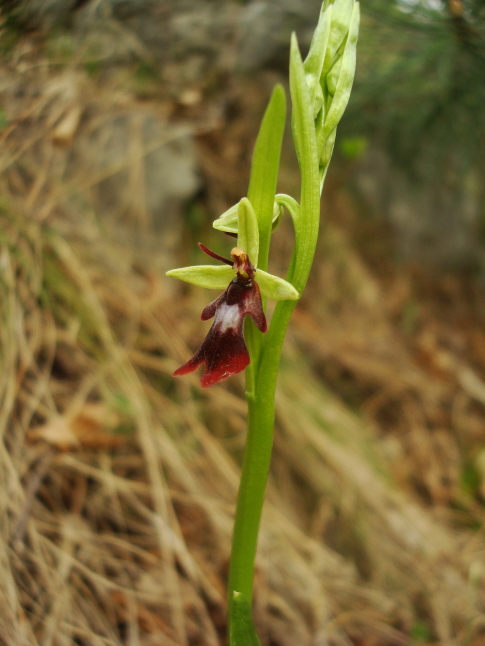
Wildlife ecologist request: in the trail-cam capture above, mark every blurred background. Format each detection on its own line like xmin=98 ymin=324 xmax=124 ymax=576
xmin=1 ymin=1 xmax=485 ymax=644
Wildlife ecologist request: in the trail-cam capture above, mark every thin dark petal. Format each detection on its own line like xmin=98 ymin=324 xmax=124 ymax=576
xmin=201 ymin=291 xmax=226 ymax=321
xmin=244 ymin=281 xmax=267 ymax=332
xmin=198 ymin=243 xmax=233 ymax=266
xmin=225 ymin=281 xmax=267 ymax=332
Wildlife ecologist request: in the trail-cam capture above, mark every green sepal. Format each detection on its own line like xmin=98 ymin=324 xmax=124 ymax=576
xmin=212 ymin=203 xmax=239 ymax=233
xmin=167 ymin=263 xmax=298 ymax=301
xmin=230 ymin=592 xmax=261 ymax=646
xmin=213 ymin=201 xmax=282 ymax=236
xmin=166 ymin=265 xmax=233 ymax=290
xmin=256 ymin=268 xmax=299 ymax=301
xmin=237 ymin=198 xmax=259 ymax=267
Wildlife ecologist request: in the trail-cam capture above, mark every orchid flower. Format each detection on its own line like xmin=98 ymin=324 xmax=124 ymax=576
xmin=167 ymin=198 xmax=298 ymax=387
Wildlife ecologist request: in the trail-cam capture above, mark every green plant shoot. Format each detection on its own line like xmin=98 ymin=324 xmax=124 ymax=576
xmin=167 ymin=1 xmax=359 ymax=642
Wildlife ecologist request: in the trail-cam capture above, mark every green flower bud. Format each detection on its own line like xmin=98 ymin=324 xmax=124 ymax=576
xmin=304 ymin=3 xmax=333 ymax=117
xmin=319 ymin=2 xmax=360 ymax=145
xmin=322 ymin=0 xmax=355 ymax=77
xmin=326 ymin=55 xmax=343 ymax=97
xmin=301 ymin=0 xmax=359 ymax=188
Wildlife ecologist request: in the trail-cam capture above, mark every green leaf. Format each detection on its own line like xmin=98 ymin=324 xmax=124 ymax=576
xmin=166 ymin=265 xmax=233 ymax=290
xmin=247 ymin=84 xmax=286 ymax=273
xmin=230 ymin=592 xmax=261 ymax=646
xmin=237 ymin=198 xmax=259 ymax=266
xmin=256 ymin=269 xmax=299 ymax=301
xmin=244 ymin=85 xmax=286 ymax=374
xmin=320 ymin=2 xmax=360 ymax=144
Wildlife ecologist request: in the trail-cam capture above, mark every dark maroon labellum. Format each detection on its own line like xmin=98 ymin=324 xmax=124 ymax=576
xmin=173 ymin=275 xmax=267 ymax=387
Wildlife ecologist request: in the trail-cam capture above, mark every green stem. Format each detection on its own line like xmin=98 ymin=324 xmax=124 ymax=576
xmin=228 ymin=86 xmax=287 ymax=625
xmin=227 ymin=34 xmax=321 ymax=634
xmin=227 ymin=376 xmax=277 ymax=605
xmin=227 ymin=299 xmax=297 ymax=614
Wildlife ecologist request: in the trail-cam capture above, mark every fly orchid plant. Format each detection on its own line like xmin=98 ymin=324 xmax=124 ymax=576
xmin=168 ymin=1 xmax=360 ymax=642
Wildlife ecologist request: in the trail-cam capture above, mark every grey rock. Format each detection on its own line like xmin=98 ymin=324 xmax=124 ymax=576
xmin=237 ymin=0 xmax=321 ymax=71
xmin=354 ymin=148 xmax=481 ymax=268
xmin=8 ymin=0 xmax=240 ymax=87
xmin=72 ymin=110 xmax=200 ymax=266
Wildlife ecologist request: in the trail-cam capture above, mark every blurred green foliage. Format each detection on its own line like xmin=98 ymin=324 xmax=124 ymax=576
xmin=0 ymin=10 xmax=20 ymax=54
xmin=83 ymin=59 xmax=103 ymax=76
xmin=0 ymin=109 xmax=8 ymax=131
xmin=410 ymin=621 xmax=431 ymax=642
xmin=135 ymin=60 xmax=158 ymax=82
xmin=45 ymin=32 xmax=76 ymax=62
xmin=338 ymin=135 xmax=368 ymax=159
xmin=461 ymin=460 xmax=481 ymax=496
xmin=345 ymin=0 xmax=485 ymax=175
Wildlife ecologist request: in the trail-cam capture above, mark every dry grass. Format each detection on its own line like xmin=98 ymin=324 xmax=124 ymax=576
xmin=1 ymin=31 xmax=485 ymax=646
